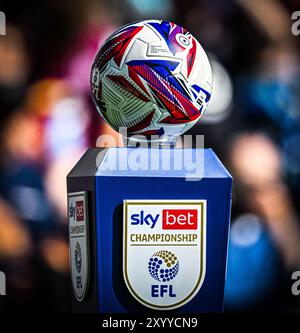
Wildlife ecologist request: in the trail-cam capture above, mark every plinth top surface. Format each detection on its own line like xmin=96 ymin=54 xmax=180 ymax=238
xmin=94 ymin=148 xmax=231 ymax=179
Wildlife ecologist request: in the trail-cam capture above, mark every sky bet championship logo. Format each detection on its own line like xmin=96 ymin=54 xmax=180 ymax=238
xmin=123 ymin=200 xmax=206 ymax=310
xmin=68 ymin=192 xmax=89 ymax=302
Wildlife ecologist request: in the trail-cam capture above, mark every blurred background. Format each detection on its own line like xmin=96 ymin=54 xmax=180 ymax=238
xmin=0 ymin=0 xmax=300 ymax=312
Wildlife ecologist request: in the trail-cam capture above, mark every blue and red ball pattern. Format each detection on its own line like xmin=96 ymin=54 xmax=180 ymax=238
xmin=148 ymin=250 xmax=179 ymax=282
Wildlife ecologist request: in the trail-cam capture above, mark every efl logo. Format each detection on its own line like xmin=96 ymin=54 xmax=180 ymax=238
xmin=76 ymin=201 xmax=84 ymax=222
xmin=163 ymin=209 xmax=198 ymax=229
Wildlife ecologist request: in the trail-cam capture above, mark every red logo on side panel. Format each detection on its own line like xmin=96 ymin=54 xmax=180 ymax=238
xmin=162 ymin=209 xmax=198 ymax=230
xmin=76 ymin=201 xmax=84 ymax=222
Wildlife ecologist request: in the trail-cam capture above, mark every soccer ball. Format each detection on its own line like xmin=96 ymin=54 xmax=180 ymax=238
xmin=91 ymin=20 xmax=212 ymax=141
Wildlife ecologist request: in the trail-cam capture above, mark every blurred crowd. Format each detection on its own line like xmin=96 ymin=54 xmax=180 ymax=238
xmin=0 ymin=0 xmax=299 ymax=312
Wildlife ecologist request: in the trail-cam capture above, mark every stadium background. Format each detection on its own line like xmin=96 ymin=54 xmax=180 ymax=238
xmin=0 ymin=0 xmax=300 ymax=312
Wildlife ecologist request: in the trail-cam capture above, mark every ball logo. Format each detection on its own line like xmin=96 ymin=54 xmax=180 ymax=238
xmin=148 ymin=251 xmax=179 ymax=282
xmin=123 ymin=199 xmax=206 ymax=310
xmin=176 ymin=33 xmax=191 ymax=47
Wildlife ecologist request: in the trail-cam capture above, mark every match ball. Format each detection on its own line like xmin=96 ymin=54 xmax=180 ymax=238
xmin=91 ymin=20 xmax=212 ymax=141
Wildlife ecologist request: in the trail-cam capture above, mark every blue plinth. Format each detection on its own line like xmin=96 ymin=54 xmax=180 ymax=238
xmin=68 ymin=147 xmax=232 ymax=312
xmin=94 ymin=148 xmax=232 ymax=313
